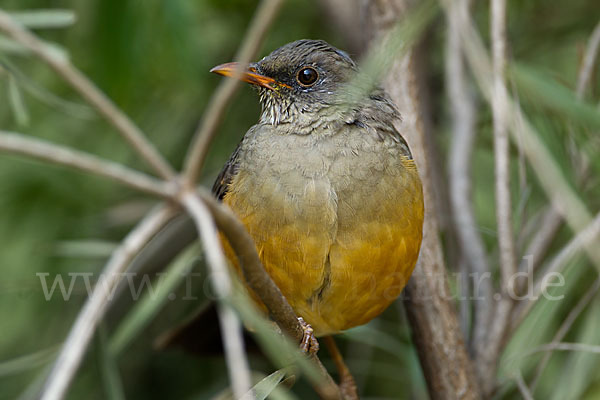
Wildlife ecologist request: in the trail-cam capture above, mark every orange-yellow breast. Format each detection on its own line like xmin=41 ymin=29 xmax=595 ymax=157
xmin=220 ymin=128 xmax=424 ymax=336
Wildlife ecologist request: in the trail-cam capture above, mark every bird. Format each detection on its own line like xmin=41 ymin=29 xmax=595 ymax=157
xmin=209 ymin=39 xmax=424 ymax=338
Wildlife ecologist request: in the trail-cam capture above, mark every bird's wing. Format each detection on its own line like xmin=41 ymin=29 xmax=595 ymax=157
xmin=212 ymin=141 xmax=242 ymax=200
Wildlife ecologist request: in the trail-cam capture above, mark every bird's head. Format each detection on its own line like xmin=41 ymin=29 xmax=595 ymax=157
xmin=211 ymin=39 xmax=376 ymax=129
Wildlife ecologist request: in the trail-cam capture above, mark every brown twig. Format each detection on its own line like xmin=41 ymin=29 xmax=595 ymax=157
xmin=0 ymin=130 xmax=176 ymax=199
xmin=323 ymin=337 xmax=359 ymax=400
xmin=364 ymin=1 xmax=481 ymax=399
xmin=181 ymin=193 xmax=253 ymax=399
xmin=446 ymin=0 xmax=493 ymax=352
xmin=0 ymin=9 xmax=176 ymax=181
xmin=183 ymin=0 xmax=284 ymax=186
xmin=39 ymin=206 xmax=177 ymax=400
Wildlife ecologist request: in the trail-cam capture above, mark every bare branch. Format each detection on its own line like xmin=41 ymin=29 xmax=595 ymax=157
xmin=446 ymin=0 xmax=493 ymax=351
xmin=491 ymin=0 xmax=516 ymax=285
xmin=0 ymin=131 xmax=175 ymax=199
xmin=40 ymin=206 xmax=177 ymax=400
xmin=576 ymin=20 xmax=600 ymax=100
xmin=183 ymin=0 xmax=284 ymax=186
xmin=522 ymin=342 xmax=600 ymax=357
xmin=364 ymin=1 xmax=481 ymax=398
xmin=529 ymin=277 xmax=600 ymax=392
xmin=181 ymin=193 xmax=252 ymax=400
xmin=0 ymin=9 xmax=176 ymax=180
xmin=511 ymin=212 xmax=600 ymax=331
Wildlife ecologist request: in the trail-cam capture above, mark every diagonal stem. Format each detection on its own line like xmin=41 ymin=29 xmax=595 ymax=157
xmin=0 ymin=131 xmax=176 ymax=199
xmin=181 ymin=192 xmax=253 ymax=400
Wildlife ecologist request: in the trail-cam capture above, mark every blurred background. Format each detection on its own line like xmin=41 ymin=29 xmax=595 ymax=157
xmin=0 ymin=0 xmax=599 ymax=399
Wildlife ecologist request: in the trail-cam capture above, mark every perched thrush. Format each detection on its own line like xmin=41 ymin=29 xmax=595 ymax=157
xmin=210 ymin=39 xmax=424 ymax=336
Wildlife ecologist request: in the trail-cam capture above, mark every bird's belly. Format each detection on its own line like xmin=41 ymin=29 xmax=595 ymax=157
xmin=223 ymin=138 xmax=423 ymax=335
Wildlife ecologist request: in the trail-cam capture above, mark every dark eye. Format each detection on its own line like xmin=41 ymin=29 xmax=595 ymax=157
xmin=297 ymin=67 xmax=319 ymax=86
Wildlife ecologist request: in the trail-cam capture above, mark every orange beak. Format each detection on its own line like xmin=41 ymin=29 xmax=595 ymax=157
xmin=210 ymin=62 xmax=290 ymax=90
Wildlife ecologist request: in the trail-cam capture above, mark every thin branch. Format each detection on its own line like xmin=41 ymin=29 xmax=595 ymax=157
xmin=0 ymin=9 xmax=176 ymax=180
xmin=183 ymin=0 xmax=284 ymax=186
xmin=514 ymin=370 xmax=534 ymax=400
xmin=181 ymin=192 xmax=252 ymax=400
xmin=522 ymin=342 xmax=600 ymax=358
xmin=40 ymin=206 xmax=177 ymax=400
xmin=520 ymin=207 xmax=562 ymax=274
xmin=478 ymin=0 xmax=517 ymax=394
xmin=0 ymin=131 xmax=175 ymax=199
xmin=576 ymin=20 xmax=600 ymax=100
xmin=511 ymin=211 xmax=600 ymax=332
xmin=529 ymin=277 xmax=600 ymax=392
xmin=445 ymin=0 xmax=493 ymax=351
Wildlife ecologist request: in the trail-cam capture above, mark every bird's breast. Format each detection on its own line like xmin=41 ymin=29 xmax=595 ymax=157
xmin=222 ymin=124 xmax=424 ymax=335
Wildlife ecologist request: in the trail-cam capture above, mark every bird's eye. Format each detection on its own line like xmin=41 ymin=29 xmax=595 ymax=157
xmin=296 ymin=67 xmax=319 ymax=87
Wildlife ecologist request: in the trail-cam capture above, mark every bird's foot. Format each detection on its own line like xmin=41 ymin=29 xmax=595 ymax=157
xmin=298 ymin=317 xmax=319 ymax=355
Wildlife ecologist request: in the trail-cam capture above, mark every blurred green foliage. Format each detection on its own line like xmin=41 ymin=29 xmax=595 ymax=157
xmin=0 ymin=0 xmax=599 ymax=399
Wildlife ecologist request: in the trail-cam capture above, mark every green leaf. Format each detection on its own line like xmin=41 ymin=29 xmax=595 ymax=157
xmin=246 ymin=369 xmax=288 ymax=400
xmin=53 ymin=240 xmax=118 ymax=259
xmin=8 ymin=9 xmax=76 ymax=29
xmin=0 ymin=346 xmax=57 ymax=377
xmin=0 ymin=35 xmax=69 ymax=61
xmin=7 ymin=75 xmax=29 ymax=127
xmin=0 ymin=57 xmax=94 ymax=118
xmin=510 ymin=63 xmax=600 ymax=131
xmin=342 ymin=324 xmax=408 ymax=359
